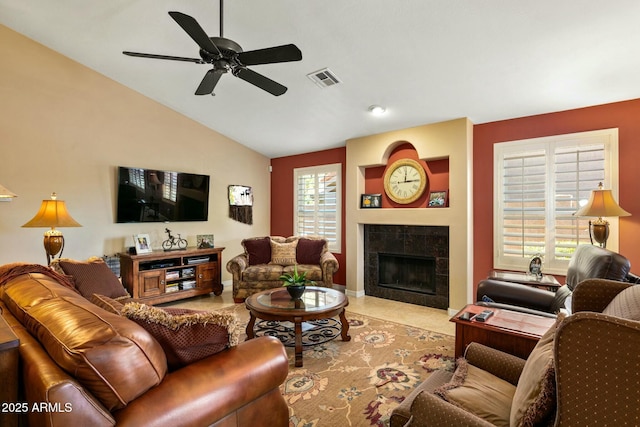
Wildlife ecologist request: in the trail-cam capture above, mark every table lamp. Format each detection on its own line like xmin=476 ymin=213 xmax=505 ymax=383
xmin=0 ymin=183 xmax=18 ymax=201
xmin=573 ymin=182 xmax=630 ymax=248
xmin=22 ymin=192 xmax=82 ymax=265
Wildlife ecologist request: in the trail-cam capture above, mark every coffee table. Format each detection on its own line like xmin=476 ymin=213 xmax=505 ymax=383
xmin=245 ymin=286 xmax=350 ymax=367
xmin=450 ymin=304 xmax=556 ymax=359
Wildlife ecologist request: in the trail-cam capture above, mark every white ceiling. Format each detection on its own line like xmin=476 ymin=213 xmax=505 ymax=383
xmin=2 ymin=1 xmax=640 ymax=158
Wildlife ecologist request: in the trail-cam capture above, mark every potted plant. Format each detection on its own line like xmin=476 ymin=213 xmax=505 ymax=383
xmin=279 ymin=264 xmax=314 ymax=299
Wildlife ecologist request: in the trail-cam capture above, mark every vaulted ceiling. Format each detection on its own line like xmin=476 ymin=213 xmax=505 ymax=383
xmin=2 ymin=1 xmax=640 ymax=158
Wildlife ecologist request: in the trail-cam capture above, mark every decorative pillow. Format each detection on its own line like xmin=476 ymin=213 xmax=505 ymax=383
xmin=90 ymin=294 xmax=126 ymax=314
xmin=121 ymin=302 xmax=240 ymax=370
xmin=434 ymin=359 xmax=515 ymax=427
xmin=603 ymin=285 xmax=640 ymax=320
xmin=56 ymin=257 xmax=129 ymax=299
xmin=270 ymin=239 xmax=298 ymax=265
xmin=242 ymin=236 xmax=272 ymax=265
xmin=509 ymin=313 xmax=565 ymax=427
xmin=296 ymin=238 xmax=326 ymax=265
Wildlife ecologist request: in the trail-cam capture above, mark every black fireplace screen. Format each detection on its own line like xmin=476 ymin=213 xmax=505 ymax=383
xmin=378 ymin=253 xmax=436 ymax=295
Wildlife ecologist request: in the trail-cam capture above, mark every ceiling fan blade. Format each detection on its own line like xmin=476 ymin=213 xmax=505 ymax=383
xmin=195 ymin=69 xmax=225 ymax=95
xmin=234 ymin=67 xmax=287 ymax=96
xmin=168 ymin=11 xmax=222 ymax=56
xmin=237 ymin=44 xmax=302 ymax=66
xmin=123 ymin=51 xmax=203 ymax=63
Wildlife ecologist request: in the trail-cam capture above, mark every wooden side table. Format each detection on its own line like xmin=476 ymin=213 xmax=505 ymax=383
xmin=450 ymin=304 xmax=555 ymax=359
xmin=0 ymin=313 xmax=20 ymax=427
xmin=488 ymin=270 xmax=561 ymax=292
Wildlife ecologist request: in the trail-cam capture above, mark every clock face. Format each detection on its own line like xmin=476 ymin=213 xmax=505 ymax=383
xmin=383 ymin=159 xmax=427 ymax=204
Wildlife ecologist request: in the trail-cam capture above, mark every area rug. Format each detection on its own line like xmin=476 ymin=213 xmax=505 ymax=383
xmin=219 ymin=303 xmax=455 ymax=427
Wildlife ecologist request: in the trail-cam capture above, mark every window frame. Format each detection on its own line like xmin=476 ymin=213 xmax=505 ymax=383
xmin=293 ymin=163 xmax=342 ymax=253
xmin=493 ymin=128 xmax=620 ymax=274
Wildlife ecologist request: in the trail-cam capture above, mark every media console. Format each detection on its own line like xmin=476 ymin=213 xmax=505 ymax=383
xmin=119 ymin=247 xmax=224 ymax=305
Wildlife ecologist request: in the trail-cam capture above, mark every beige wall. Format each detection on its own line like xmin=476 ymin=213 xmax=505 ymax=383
xmin=345 ymin=118 xmax=474 ymax=312
xmin=0 ymin=25 xmax=270 ymax=281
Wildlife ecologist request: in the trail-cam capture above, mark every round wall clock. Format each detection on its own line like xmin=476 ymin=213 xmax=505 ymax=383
xmin=383 ymin=158 xmax=428 ymax=204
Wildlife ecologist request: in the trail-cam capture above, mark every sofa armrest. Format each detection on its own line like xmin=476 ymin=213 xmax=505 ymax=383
xmin=464 ymin=342 xmax=526 ymax=386
xmin=319 ymin=251 xmax=339 ymax=286
xmin=571 ymin=278 xmax=632 ymax=313
xmin=226 ymin=254 xmax=249 ymax=278
xmin=405 ymin=390 xmax=495 ymax=427
xmin=115 ymin=336 xmax=288 ymax=427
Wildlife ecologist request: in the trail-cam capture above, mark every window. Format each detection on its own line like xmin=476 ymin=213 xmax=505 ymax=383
xmin=494 ymin=128 xmax=619 ymax=274
xmin=293 ymin=164 xmax=342 ymax=252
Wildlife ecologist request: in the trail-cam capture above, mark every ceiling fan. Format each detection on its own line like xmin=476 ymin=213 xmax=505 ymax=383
xmin=123 ymin=1 xmax=302 ymax=96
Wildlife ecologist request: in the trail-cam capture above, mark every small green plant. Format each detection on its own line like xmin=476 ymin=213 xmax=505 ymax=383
xmin=279 ymin=264 xmax=315 ymax=287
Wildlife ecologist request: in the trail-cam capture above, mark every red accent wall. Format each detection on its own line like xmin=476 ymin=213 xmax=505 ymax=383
xmin=270 ymin=148 xmax=347 ymax=285
xmin=474 ymin=98 xmax=640 ymax=287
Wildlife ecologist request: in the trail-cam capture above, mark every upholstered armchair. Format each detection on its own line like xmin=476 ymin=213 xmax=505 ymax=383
xmin=226 ymin=236 xmax=339 ymax=302
xmin=476 ymin=244 xmax=631 ymax=316
xmin=390 ymin=278 xmax=640 ymax=427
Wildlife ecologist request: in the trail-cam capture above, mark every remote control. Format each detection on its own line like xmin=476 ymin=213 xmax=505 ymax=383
xmin=472 ymin=310 xmax=494 ymax=322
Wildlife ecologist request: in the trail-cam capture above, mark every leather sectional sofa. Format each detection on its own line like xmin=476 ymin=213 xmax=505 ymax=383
xmin=0 ymin=264 xmax=289 ymax=427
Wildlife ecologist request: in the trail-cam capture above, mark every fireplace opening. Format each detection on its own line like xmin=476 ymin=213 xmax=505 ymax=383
xmin=378 ymin=253 xmax=436 ymax=295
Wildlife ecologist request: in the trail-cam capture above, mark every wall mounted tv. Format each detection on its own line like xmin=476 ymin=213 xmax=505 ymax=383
xmin=116 ymin=166 xmax=210 ymax=223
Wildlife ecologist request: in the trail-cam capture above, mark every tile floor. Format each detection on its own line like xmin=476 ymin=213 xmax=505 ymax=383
xmin=164 ymin=286 xmax=456 ymax=336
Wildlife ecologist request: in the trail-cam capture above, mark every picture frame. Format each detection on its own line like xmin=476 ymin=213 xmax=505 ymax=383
xmin=428 ymin=190 xmax=448 ymax=207
xmin=528 ymin=253 xmax=543 ymax=278
xmin=361 ymin=193 xmax=382 ymax=208
xmin=134 ymin=233 xmax=152 ymax=254
xmin=228 ymin=185 xmax=253 ymax=206
xmin=197 ymin=234 xmax=214 ymax=249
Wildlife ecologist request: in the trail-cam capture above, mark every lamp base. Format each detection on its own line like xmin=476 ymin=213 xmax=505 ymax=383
xmin=589 ymin=218 xmax=609 ymax=248
xmin=43 ymin=229 xmax=65 ymax=265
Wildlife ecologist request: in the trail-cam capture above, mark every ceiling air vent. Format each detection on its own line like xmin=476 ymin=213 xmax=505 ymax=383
xmin=307 ymin=68 xmax=341 ymax=88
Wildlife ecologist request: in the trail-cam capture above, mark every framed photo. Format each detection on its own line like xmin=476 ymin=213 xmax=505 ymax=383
xmin=528 ymin=254 xmax=543 ymax=278
xmin=197 ymin=234 xmax=214 ymax=249
xmin=134 ymin=234 xmax=152 ymax=254
xmin=228 ymin=185 xmax=253 ymax=206
xmin=428 ymin=190 xmax=448 ymax=207
xmin=361 ymin=193 xmax=382 ymax=208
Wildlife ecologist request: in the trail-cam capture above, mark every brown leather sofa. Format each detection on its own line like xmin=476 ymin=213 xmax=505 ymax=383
xmin=0 ymin=266 xmax=289 ymax=427
xmin=476 ymin=244 xmax=632 ymax=316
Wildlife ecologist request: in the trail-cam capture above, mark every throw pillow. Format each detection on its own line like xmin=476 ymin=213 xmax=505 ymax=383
xmin=91 ymin=294 xmax=126 ymax=314
xmin=603 ymin=285 xmax=640 ymax=320
xmin=121 ymin=302 xmax=240 ymax=370
xmin=434 ymin=359 xmax=515 ymax=427
xmin=296 ymin=238 xmax=326 ymax=265
xmin=509 ymin=313 xmax=566 ymax=427
xmin=270 ymin=239 xmax=298 ymax=265
xmin=242 ymin=236 xmax=272 ymax=265
xmin=56 ymin=257 xmax=129 ymax=300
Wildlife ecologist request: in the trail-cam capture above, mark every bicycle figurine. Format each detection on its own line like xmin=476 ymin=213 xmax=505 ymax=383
xmin=162 ymin=228 xmax=187 ymax=251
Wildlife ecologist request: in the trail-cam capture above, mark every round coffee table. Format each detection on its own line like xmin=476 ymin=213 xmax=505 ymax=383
xmin=245 ymin=286 xmax=350 ymax=367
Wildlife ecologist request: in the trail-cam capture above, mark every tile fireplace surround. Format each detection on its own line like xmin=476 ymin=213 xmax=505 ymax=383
xmin=364 ymin=224 xmax=449 ymax=309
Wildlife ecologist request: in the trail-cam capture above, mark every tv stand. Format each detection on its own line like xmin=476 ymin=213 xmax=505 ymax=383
xmin=119 ymin=247 xmax=224 ymax=305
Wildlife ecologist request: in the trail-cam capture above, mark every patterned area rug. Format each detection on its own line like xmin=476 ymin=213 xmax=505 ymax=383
xmin=220 ymin=304 xmax=455 ymax=427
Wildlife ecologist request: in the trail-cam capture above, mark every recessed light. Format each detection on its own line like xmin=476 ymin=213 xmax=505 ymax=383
xmin=368 ymin=105 xmax=386 ymax=115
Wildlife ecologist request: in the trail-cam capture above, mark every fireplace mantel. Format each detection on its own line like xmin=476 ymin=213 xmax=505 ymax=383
xmin=345 ymin=118 xmax=473 ymax=314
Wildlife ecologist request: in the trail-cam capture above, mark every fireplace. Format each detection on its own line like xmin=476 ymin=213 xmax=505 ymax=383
xmin=364 ymin=224 xmax=449 ymax=309
xmin=378 ymin=253 xmax=436 ymax=295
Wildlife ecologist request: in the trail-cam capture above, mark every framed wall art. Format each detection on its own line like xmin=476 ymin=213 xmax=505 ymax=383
xmin=428 ymin=190 xmax=448 ymax=207
xmin=228 ymin=185 xmax=253 ymax=225
xmin=361 ymin=194 xmax=382 ymax=208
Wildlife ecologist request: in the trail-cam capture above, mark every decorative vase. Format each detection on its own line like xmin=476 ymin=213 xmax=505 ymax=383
xmin=286 ymin=285 xmax=306 ymax=300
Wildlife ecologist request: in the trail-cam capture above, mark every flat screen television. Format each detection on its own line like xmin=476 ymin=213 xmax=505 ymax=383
xmin=116 ymin=166 xmax=210 ymax=223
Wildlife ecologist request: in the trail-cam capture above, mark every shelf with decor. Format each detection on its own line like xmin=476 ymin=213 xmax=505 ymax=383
xmin=119 ymin=247 xmax=224 ymax=305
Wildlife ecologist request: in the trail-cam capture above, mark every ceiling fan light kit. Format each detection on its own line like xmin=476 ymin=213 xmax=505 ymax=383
xmin=123 ymin=1 xmax=302 ymax=97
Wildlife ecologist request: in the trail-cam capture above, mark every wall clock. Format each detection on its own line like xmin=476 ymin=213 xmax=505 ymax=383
xmin=383 ymin=158 xmax=428 ymax=204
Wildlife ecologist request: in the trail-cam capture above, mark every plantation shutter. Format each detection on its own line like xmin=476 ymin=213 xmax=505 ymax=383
xmin=294 ymin=164 xmax=341 ymax=252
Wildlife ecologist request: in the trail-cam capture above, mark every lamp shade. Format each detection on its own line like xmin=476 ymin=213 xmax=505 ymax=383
xmin=0 ymin=183 xmax=17 ymax=199
xmin=573 ymin=187 xmax=631 ymax=218
xmin=22 ymin=194 xmax=82 ymax=228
